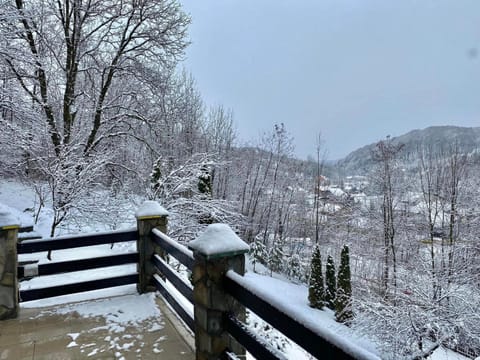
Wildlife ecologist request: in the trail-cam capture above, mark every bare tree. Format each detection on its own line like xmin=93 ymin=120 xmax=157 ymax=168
xmin=0 ymin=0 xmax=190 ymax=234
xmin=149 ymin=152 xmax=242 ymax=241
xmin=313 ymin=133 xmax=326 ymax=244
xmin=260 ymin=123 xmax=294 ymax=245
xmin=372 ymin=136 xmax=404 ymax=300
xmin=417 ymin=144 xmax=445 ymax=300
xmin=204 ymin=105 xmax=236 ymax=199
xmin=442 ymin=143 xmax=467 ymax=304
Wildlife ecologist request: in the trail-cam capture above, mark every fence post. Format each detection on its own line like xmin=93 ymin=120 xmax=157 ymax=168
xmin=0 ymin=212 xmax=20 ymax=320
xmin=135 ymin=200 xmax=169 ymax=294
xmin=189 ymin=224 xmax=250 ymax=360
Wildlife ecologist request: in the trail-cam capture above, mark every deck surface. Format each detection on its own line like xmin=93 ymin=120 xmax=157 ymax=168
xmin=0 ymin=294 xmax=194 ymax=359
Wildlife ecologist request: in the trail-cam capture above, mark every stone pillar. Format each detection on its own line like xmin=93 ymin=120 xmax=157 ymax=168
xmin=188 ymin=224 xmax=250 ymax=360
xmin=135 ymin=200 xmax=169 ymax=294
xmin=0 ymin=212 xmax=20 ymax=320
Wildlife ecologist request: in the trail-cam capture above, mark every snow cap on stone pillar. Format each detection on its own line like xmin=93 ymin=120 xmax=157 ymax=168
xmin=135 ymin=201 xmax=169 ymax=220
xmin=0 ymin=210 xmax=20 ymax=230
xmin=189 ymin=223 xmax=250 ymax=260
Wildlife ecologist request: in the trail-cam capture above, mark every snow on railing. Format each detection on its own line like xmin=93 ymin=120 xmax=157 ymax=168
xmin=16 ymin=228 xmax=139 ymax=302
xmin=18 ymin=227 xmax=137 ymax=253
xmin=225 ymin=270 xmax=381 ymax=360
xmin=151 ymin=228 xmax=194 ymax=270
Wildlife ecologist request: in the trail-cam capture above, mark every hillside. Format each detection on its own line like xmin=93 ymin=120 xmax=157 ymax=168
xmin=337 ymin=126 xmax=480 ymax=175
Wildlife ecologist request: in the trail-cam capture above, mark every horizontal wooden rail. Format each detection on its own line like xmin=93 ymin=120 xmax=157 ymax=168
xmin=223 ymin=352 xmax=239 ymax=360
xmin=225 ymin=271 xmax=380 ymax=360
xmin=19 ymin=225 xmax=34 ymax=233
xmin=151 ymin=229 xmax=194 ymax=270
xmin=152 ymin=254 xmax=193 ymax=303
xmin=224 ymin=313 xmax=286 ymax=360
xmin=150 ymin=231 xmax=195 ymax=334
xmin=17 ymin=229 xmax=137 ymax=254
xmin=18 ymin=253 xmax=138 ymax=279
xmin=20 ymin=274 xmax=138 ymax=302
xmin=153 ymin=274 xmax=194 ymax=332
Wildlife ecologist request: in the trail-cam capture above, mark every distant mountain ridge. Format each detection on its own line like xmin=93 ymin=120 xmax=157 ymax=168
xmin=337 ymin=126 xmax=480 ymax=175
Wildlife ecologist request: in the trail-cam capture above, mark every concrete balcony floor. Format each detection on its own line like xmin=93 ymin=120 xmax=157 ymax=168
xmin=0 ymin=294 xmax=194 ymax=359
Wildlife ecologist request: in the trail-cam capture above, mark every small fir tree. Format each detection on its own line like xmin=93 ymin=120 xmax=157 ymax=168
xmin=308 ymin=246 xmax=324 ymax=309
xmin=268 ymin=239 xmax=285 ymax=274
xmin=150 ymin=158 xmax=162 ymax=195
xmin=250 ymin=239 xmax=267 ymax=272
xmin=198 ymin=165 xmax=212 ymax=196
xmin=325 ymin=255 xmax=336 ymax=310
xmin=286 ymin=254 xmax=303 ymax=281
xmin=335 ymin=245 xmax=353 ymax=323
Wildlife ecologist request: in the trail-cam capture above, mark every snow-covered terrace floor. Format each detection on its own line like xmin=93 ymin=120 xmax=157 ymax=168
xmin=0 ymin=293 xmax=194 ymax=359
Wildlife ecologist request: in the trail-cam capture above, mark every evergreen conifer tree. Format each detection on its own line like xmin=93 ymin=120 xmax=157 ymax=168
xmin=286 ymin=254 xmax=303 ymax=281
xmin=268 ymin=239 xmax=285 ymax=274
xmin=198 ymin=165 xmax=212 ymax=196
xmin=308 ymin=246 xmax=324 ymax=309
xmin=150 ymin=158 xmax=162 ymax=195
xmin=335 ymin=245 xmax=353 ymax=323
xmin=325 ymin=255 xmax=336 ymax=310
xmin=250 ymin=240 xmax=267 ymax=272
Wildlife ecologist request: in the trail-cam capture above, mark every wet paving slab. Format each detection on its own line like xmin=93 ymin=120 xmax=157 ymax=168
xmin=0 ymin=293 xmax=194 ymax=359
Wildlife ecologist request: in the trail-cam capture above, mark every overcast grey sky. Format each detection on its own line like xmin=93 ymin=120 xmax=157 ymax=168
xmin=180 ymin=0 xmax=480 ymax=160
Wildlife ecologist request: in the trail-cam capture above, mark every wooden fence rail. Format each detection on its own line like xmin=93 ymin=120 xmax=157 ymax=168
xmin=18 ymin=253 xmax=138 ymax=278
xmin=16 ymin=229 xmax=139 ymax=302
xmin=20 ymin=274 xmax=138 ymax=302
xmin=150 ymin=222 xmax=380 ymax=360
xmin=150 ymin=229 xmax=195 ymax=332
xmin=17 ymin=229 xmax=137 ymax=253
xmin=151 ymin=228 xmax=194 ymax=270
xmin=225 ymin=270 xmax=377 ymax=360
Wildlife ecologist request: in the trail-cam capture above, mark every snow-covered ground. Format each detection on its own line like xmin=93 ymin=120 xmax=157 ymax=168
xmin=430 ymin=347 xmax=473 ymax=360
xmin=0 ymin=179 xmax=42 ymax=231
xmin=0 ymin=178 xmax=137 ymax=238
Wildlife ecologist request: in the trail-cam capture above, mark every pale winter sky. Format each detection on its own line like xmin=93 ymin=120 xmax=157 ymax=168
xmin=180 ymin=0 xmax=480 ymax=160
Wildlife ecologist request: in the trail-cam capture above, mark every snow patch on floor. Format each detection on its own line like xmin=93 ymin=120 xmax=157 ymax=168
xmin=39 ymin=292 xmax=162 ymax=328
xmin=34 ymin=293 xmax=166 ymax=358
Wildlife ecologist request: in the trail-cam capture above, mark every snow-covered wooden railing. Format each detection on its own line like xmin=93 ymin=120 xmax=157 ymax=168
xmin=152 ymin=228 xmax=194 ymax=270
xmin=151 ymin=223 xmax=248 ymax=359
xmin=0 ymin=201 xmax=167 ymax=312
xmin=18 ymin=228 xmax=137 ymax=253
xmin=225 ymin=271 xmax=380 ymax=360
xmin=150 ymin=228 xmax=195 ymax=331
xmin=150 ymin=219 xmax=380 ymax=360
xmin=17 ymin=228 xmax=139 ymax=302
xmin=3 ymin=200 xmax=381 ymax=359
xmin=18 ymin=225 xmax=41 ymax=241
